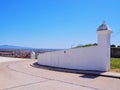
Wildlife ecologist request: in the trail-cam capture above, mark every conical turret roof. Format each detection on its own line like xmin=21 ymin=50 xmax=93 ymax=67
xmin=97 ymin=21 xmax=111 ymax=31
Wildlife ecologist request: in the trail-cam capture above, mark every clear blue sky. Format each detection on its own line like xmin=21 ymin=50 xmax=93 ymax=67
xmin=0 ymin=0 xmax=120 ymax=49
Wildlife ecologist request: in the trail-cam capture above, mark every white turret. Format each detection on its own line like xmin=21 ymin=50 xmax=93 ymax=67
xmin=97 ymin=21 xmax=112 ymax=71
xmin=97 ymin=21 xmax=112 ymax=47
xmin=31 ymin=51 xmax=35 ymax=59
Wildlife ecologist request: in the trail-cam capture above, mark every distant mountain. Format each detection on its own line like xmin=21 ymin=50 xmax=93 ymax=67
xmin=0 ymin=45 xmax=62 ymax=51
xmin=0 ymin=45 xmax=31 ymax=49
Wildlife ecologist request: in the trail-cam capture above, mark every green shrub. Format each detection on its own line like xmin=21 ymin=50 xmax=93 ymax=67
xmin=74 ymin=43 xmax=97 ymax=48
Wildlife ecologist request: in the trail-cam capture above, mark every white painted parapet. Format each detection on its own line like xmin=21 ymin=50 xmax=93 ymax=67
xmin=38 ymin=21 xmax=112 ymax=71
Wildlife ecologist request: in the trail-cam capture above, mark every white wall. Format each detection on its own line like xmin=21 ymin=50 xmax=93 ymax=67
xmin=38 ymin=23 xmax=112 ymax=71
xmin=38 ymin=46 xmax=109 ymax=71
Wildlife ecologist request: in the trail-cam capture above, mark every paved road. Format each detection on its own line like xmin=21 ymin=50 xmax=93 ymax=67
xmin=0 ymin=59 xmax=120 ymax=90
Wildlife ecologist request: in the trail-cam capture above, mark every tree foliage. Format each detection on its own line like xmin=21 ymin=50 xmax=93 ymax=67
xmin=111 ymin=44 xmax=116 ymax=48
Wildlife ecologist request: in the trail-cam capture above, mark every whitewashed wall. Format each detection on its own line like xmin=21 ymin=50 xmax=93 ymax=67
xmin=38 ymin=22 xmax=112 ymax=71
xmin=38 ymin=46 xmax=109 ymax=71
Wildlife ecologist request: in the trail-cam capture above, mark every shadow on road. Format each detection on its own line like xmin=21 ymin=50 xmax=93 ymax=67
xmin=79 ymin=74 xmax=99 ymax=79
xmin=31 ymin=62 xmax=104 ymax=78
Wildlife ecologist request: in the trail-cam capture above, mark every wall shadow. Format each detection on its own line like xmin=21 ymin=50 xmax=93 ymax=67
xmin=79 ymin=74 xmax=100 ymax=79
xmin=31 ymin=62 xmax=104 ymax=79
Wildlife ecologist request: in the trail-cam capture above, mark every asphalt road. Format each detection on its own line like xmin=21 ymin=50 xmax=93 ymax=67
xmin=0 ymin=60 xmax=120 ymax=90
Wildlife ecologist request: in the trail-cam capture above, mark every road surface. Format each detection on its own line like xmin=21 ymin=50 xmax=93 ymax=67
xmin=0 ymin=58 xmax=120 ymax=90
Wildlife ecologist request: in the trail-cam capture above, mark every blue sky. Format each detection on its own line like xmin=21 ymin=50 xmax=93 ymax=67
xmin=0 ymin=0 xmax=120 ymax=49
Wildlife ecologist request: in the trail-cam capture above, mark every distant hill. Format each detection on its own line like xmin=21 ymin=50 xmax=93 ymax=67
xmin=0 ymin=45 xmax=31 ymax=49
xmin=0 ymin=45 xmax=62 ymax=51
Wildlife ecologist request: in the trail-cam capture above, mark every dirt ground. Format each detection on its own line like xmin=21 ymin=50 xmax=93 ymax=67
xmin=110 ymin=69 xmax=120 ymax=73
